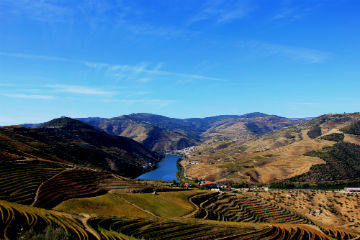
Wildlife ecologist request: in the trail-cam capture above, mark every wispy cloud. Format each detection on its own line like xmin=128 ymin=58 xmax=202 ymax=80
xmin=3 ymin=94 xmax=54 ymax=100
xmin=188 ymin=0 xmax=253 ymax=24
xmin=46 ymin=84 xmax=113 ymax=95
xmin=0 ymin=51 xmax=223 ymax=82
xmin=0 ymin=0 xmax=73 ymax=22
xmin=0 ymin=52 xmax=69 ymax=62
xmin=1 ymin=0 xmax=184 ymax=38
xmin=85 ymin=61 xmax=224 ymax=82
xmin=271 ymin=1 xmax=323 ymax=21
xmin=272 ymin=8 xmax=300 ymax=20
xmin=239 ymin=41 xmax=331 ymax=63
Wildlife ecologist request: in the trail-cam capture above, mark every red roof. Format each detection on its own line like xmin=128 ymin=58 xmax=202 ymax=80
xmin=201 ymin=181 xmax=217 ymax=185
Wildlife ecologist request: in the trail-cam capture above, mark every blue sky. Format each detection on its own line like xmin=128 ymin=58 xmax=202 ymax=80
xmin=0 ymin=0 xmax=360 ymax=125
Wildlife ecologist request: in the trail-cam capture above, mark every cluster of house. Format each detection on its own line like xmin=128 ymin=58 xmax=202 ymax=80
xmin=239 ymin=186 xmax=269 ymax=192
xmin=199 ymin=181 xmax=232 ymax=191
xmin=183 ymin=181 xmax=273 ymax=192
xmin=176 ymin=146 xmax=197 ymax=158
xmin=188 ymin=160 xmax=199 ymax=165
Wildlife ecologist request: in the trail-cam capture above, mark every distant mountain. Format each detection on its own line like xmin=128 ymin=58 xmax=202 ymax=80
xmin=182 ymin=113 xmax=360 ymax=186
xmin=17 ymin=113 xmax=303 ymax=152
xmin=1 ymin=117 xmax=159 ymax=177
xmin=79 ymin=113 xmax=303 ymax=152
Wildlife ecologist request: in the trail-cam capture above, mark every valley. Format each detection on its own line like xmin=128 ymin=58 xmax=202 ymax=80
xmin=1 ymin=113 xmax=360 ymax=239
xmin=3 ymin=0 xmax=359 ymax=238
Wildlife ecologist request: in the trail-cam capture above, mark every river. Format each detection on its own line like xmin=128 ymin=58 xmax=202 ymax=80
xmin=136 ymin=155 xmax=181 ymax=182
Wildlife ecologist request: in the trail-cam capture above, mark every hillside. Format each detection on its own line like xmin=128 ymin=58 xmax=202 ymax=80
xmin=2 ymin=189 xmax=359 ymax=239
xmin=80 ymin=113 xmax=303 ymax=152
xmin=182 ymin=113 xmax=360 ymax=185
xmin=1 ymin=117 xmax=159 ymax=177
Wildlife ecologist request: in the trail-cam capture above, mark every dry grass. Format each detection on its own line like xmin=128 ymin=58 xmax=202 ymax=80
xmin=252 ymin=189 xmax=360 ymax=233
xmin=183 ymin=114 xmax=360 ymax=184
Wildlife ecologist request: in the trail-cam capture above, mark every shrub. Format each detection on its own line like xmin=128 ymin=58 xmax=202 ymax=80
xmin=321 ymin=133 xmax=344 ymax=142
xmin=307 ymin=125 xmax=322 ymax=139
xmin=341 ymin=120 xmax=360 ymax=135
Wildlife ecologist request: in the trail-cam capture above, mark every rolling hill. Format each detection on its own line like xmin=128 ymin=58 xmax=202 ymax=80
xmin=1 ymin=117 xmax=159 ymax=177
xmin=182 ymin=113 xmax=360 ymax=186
xmin=79 ymin=112 xmax=304 ymax=152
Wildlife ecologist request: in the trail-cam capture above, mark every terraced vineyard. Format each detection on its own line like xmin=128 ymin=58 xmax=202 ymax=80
xmin=0 ymin=160 xmax=64 ymax=205
xmin=190 ymin=192 xmax=311 ymax=224
xmin=1 ymin=190 xmax=360 ymax=239
xmin=323 ymin=227 xmax=360 ymax=240
xmin=0 ymin=200 xmax=95 ymax=240
xmin=33 ymin=168 xmax=153 ymax=209
xmin=87 ymin=217 xmax=337 ymax=240
xmin=87 ymin=217 xmax=276 ymax=240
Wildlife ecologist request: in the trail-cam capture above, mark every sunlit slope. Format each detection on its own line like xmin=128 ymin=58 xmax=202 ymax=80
xmin=253 ymin=189 xmax=360 ymax=233
xmin=55 ymin=190 xmax=205 ymax=219
xmin=80 ymin=113 xmax=303 ymax=152
xmin=183 ymin=113 xmax=360 ymax=184
xmin=2 ymin=190 xmax=360 ymax=239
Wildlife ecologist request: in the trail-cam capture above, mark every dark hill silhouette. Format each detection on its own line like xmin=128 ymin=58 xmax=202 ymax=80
xmin=0 ymin=117 xmax=159 ymax=177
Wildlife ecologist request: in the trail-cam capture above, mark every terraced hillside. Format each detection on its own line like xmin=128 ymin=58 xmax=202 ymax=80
xmin=189 ymin=192 xmax=310 ymax=224
xmin=253 ymin=189 xmax=360 ymax=232
xmin=182 ymin=113 xmax=360 ymax=184
xmin=2 ymin=198 xmax=334 ymax=240
xmin=33 ymin=168 xmax=153 ymax=209
xmin=0 ymin=200 xmax=95 ymax=240
xmin=87 ymin=217 xmax=333 ymax=240
xmin=0 ymin=160 xmax=64 ymax=205
xmin=2 ymin=190 xmax=360 ymax=239
xmin=0 ymin=161 xmax=156 ymax=210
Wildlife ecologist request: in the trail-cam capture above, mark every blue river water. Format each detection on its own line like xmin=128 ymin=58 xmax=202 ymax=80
xmin=136 ymin=155 xmax=181 ymax=182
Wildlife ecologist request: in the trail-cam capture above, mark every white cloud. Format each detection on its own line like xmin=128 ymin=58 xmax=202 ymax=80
xmin=46 ymin=84 xmax=113 ymax=95
xmin=3 ymin=94 xmax=54 ymax=100
xmin=240 ymin=41 xmax=331 ymax=63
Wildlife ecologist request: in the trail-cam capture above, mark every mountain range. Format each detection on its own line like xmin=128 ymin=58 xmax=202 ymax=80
xmin=21 ymin=112 xmax=305 ymax=152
